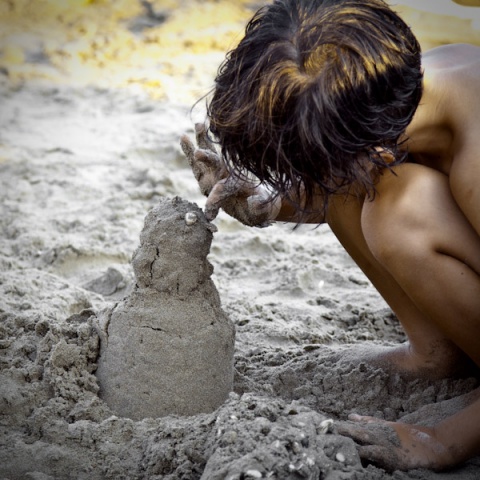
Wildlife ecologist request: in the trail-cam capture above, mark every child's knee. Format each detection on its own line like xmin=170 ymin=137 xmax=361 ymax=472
xmin=361 ymin=165 xmax=444 ymax=267
xmin=362 ymin=200 xmax=420 ymax=268
xmin=450 ymin=160 xmax=480 ymax=237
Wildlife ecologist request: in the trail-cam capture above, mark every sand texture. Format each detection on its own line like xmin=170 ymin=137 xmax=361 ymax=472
xmin=1 ymin=1 xmax=480 ymax=479
xmin=2 ymin=76 xmax=480 ymax=480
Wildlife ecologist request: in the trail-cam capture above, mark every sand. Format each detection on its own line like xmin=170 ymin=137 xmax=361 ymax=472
xmin=1 ymin=1 xmax=480 ymax=479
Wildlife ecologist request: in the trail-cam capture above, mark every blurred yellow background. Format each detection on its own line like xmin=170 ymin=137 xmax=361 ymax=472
xmin=0 ymin=0 xmax=479 ymax=102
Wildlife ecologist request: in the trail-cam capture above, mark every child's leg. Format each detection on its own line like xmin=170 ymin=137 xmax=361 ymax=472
xmin=450 ymin=155 xmax=480 ymax=237
xmin=327 ymin=163 xmax=480 ymax=377
xmin=362 ymin=164 xmax=480 ymax=366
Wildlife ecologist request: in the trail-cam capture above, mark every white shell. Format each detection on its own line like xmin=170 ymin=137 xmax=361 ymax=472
xmin=185 ymin=211 xmax=198 ymax=225
xmin=319 ymin=418 xmax=334 ymax=434
xmin=245 ymin=470 xmax=263 ymax=479
xmin=335 ymin=452 xmax=346 ymax=463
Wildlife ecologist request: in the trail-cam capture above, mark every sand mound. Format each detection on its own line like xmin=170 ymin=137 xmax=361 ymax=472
xmin=96 ymin=197 xmax=235 ymax=419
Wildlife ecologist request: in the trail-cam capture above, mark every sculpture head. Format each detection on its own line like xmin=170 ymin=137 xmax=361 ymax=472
xmin=132 ymin=197 xmax=218 ymax=294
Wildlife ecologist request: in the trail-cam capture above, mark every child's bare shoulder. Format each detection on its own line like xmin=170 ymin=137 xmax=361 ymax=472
xmin=424 ymin=45 xmax=480 ymax=129
xmin=423 ymin=43 xmax=480 ymax=89
xmin=423 ymin=43 xmax=480 ymax=69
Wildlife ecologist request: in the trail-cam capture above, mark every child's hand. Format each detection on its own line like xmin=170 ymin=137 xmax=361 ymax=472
xmin=180 ymin=124 xmax=281 ymax=227
xmin=337 ymin=415 xmax=453 ymax=471
xmin=180 ymin=123 xmax=228 ymax=198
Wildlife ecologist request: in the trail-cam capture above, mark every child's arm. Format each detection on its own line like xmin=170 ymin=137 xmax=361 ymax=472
xmin=337 ymin=392 xmax=480 ymax=471
xmin=180 ymin=124 xmax=325 ymax=226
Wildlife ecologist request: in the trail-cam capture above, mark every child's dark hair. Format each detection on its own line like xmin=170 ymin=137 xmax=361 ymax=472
xmin=206 ymin=0 xmax=423 ymax=215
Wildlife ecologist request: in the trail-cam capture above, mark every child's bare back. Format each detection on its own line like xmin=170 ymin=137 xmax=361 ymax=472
xmin=407 ymin=43 xmax=480 ymax=177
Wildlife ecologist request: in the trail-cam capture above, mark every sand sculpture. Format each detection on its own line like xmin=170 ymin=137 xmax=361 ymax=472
xmin=95 ymin=196 xmax=235 ymax=420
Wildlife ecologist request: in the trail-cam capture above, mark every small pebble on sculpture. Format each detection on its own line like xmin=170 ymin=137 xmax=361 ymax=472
xmin=95 ymin=196 xmax=235 ymax=420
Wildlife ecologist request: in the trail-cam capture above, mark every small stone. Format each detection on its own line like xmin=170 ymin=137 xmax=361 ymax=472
xmin=222 ymin=430 xmax=238 ymax=444
xmin=245 ymin=469 xmax=263 ymax=479
xmin=83 ymin=267 xmax=124 ymax=296
xmin=319 ymin=418 xmax=334 ymax=434
xmin=35 ymin=319 xmax=50 ymax=336
xmin=185 ymin=211 xmax=198 ymax=225
xmin=335 ymin=452 xmax=346 ymax=463
xmin=291 ymin=441 xmax=302 ymax=453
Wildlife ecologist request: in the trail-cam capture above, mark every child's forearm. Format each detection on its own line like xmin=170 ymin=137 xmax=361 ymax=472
xmin=274 ymin=189 xmax=326 ymax=224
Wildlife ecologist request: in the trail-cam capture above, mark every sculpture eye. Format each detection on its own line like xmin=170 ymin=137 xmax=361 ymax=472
xmin=185 ymin=211 xmax=198 ymax=225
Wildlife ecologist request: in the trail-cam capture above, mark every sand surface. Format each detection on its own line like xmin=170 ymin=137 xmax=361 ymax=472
xmin=1 ymin=1 xmax=480 ymax=479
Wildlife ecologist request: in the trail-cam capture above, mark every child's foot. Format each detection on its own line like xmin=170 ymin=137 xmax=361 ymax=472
xmin=333 ymin=341 xmax=479 ymax=381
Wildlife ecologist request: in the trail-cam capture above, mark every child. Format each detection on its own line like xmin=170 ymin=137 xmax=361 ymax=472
xmin=180 ymin=0 xmax=480 ymax=471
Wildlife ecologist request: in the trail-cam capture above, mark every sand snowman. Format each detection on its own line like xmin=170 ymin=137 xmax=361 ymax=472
xmin=95 ymin=197 xmax=235 ymax=420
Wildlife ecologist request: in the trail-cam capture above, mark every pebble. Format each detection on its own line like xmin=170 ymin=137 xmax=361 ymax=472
xmin=244 ymin=469 xmax=263 ymax=479
xmin=319 ymin=418 xmax=334 ymax=434
xmin=291 ymin=441 xmax=302 ymax=453
xmin=185 ymin=211 xmax=198 ymax=225
xmin=335 ymin=452 xmax=346 ymax=463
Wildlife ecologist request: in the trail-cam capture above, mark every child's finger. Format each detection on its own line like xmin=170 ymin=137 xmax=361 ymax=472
xmin=194 ymin=149 xmax=220 ymax=169
xmin=195 ymin=123 xmax=216 ymax=153
xmin=204 ymin=180 xmax=231 ymax=220
xmin=204 ymin=204 xmax=220 ymax=222
xmin=348 ymin=414 xmax=386 ymax=425
xmin=247 ymin=192 xmax=281 ymax=225
xmin=336 ymin=421 xmax=375 ymax=445
xmin=180 ymin=134 xmax=195 ymax=165
xmin=357 ymin=445 xmax=397 ymax=471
